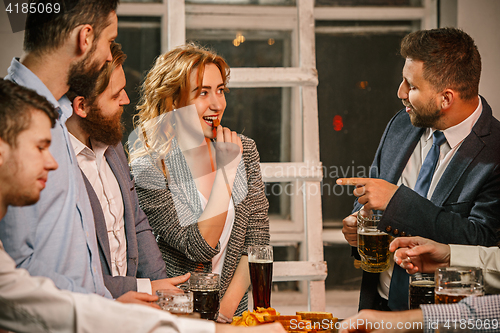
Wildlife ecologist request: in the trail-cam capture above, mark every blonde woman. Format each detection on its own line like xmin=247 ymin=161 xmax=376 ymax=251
xmin=129 ymin=44 xmax=270 ymax=321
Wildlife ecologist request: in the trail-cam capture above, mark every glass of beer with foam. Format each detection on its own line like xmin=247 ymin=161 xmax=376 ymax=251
xmin=357 ymin=208 xmax=391 ymax=273
xmin=435 ymin=267 xmax=484 ymax=304
xmin=248 ymin=245 xmax=273 ymax=310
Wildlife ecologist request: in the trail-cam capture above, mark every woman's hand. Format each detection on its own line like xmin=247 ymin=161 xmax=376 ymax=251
xmin=215 ymin=125 xmax=242 ymax=174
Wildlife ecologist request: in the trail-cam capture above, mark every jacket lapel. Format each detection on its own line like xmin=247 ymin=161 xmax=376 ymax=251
xmin=430 ymin=96 xmax=491 ymax=205
xmin=105 ymin=145 xmax=138 ymax=276
xmin=383 ymin=124 xmax=423 ymax=184
xmin=81 ymin=169 xmax=112 ymax=273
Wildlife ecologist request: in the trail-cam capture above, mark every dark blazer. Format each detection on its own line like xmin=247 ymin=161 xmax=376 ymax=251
xmin=81 ymin=143 xmax=167 ymax=298
xmin=353 ymin=96 xmax=500 ymax=310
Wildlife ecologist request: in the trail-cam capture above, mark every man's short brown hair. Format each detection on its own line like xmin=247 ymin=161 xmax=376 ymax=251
xmin=400 ymin=27 xmax=481 ymax=101
xmin=24 ymin=0 xmax=119 ymax=55
xmin=0 ymin=79 xmax=58 ymax=147
xmin=67 ymin=42 xmax=126 ymax=106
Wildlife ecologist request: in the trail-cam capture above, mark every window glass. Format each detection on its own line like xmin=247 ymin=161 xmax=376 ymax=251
xmin=186 ymin=0 xmax=296 ymax=5
xmin=264 ymin=182 xmax=292 ymax=219
xmin=121 ymin=0 xmax=162 ymax=3
xmin=316 ymin=0 xmax=422 ymax=6
xmin=316 ymin=22 xmax=414 ymax=225
xmin=186 ymin=29 xmax=291 ymax=67
xmin=115 ymin=16 xmax=162 ymax=147
xmin=224 ymin=88 xmax=291 ymax=163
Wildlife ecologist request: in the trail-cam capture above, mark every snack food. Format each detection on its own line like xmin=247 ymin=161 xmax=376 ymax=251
xmin=231 ymin=308 xmax=337 ymax=333
xmin=212 ymin=118 xmax=220 ymax=137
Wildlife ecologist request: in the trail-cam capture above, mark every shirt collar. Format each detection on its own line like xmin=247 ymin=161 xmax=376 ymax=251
xmin=69 ymin=132 xmax=93 ymax=159
xmin=7 ymin=58 xmax=61 ymax=111
xmin=68 ymin=133 xmax=109 ymax=167
xmin=424 ymin=97 xmax=483 ymax=149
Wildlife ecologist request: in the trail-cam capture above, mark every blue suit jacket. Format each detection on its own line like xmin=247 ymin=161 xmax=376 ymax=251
xmin=354 ymin=96 xmax=500 ymax=310
xmin=81 ymin=143 xmax=167 ymax=298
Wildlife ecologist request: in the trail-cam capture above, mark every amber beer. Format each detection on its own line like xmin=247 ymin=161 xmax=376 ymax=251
xmin=249 ymin=260 xmax=273 ymax=309
xmin=357 ymin=231 xmax=391 ymax=273
xmin=435 ymin=267 xmax=484 ymax=304
xmin=357 ymin=209 xmax=390 ymax=273
xmin=435 ymin=291 xmax=468 ymax=304
xmin=248 ymin=245 xmax=273 ymax=310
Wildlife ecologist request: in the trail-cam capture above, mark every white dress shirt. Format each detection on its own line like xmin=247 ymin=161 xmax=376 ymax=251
xmin=0 ymin=240 xmax=215 ymax=333
xmin=378 ymin=99 xmax=483 ymax=299
xmin=69 ymin=134 xmax=151 ymax=294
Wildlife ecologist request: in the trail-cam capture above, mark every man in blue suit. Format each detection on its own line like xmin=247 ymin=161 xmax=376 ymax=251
xmin=65 ymin=42 xmax=188 ymax=305
xmin=338 ymin=28 xmax=500 ymax=311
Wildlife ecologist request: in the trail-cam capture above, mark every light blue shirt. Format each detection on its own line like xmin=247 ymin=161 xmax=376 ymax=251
xmin=0 ymin=58 xmax=111 ymax=298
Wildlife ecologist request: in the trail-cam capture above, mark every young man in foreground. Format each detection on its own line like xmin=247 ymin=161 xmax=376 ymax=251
xmin=0 ymin=79 xmax=286 ymax=333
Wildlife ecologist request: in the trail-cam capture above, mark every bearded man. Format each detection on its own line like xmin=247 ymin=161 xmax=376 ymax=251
xmin=0 ymin=0 xmax=120 ymax=298
xmin=66 ymin=42 xmax=191 ymax=307
xmin=337 ymin=27 xmax=500 ymax=311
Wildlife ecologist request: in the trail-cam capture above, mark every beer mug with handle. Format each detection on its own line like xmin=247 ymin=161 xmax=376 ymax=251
xmin=357 ymin=208 xmax=391 ymax=273
xmin=248 ymin=245 xmax=273 ymax=310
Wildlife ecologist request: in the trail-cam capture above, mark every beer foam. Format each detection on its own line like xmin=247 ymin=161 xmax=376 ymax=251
xmin=249 ymin=258 xmax=273 ymax=264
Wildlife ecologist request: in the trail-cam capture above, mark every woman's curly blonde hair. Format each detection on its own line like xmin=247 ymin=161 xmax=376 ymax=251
xmin=129 ymin=43 xmax=230 ymax=162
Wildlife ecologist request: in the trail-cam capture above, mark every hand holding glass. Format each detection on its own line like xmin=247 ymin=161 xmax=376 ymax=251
xmin=357 ymin=209 xmax=391 ymax=273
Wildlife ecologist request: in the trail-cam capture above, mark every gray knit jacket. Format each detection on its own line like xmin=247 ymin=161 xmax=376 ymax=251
xmin=130 ymin=135 xmax=270 ymax=315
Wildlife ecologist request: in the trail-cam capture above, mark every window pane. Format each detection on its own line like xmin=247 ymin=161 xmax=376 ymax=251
xmin=186 ymin=29 xmax=292 ymax=67
xmin=186 ymin=0 xmax=296 ymax=5
xmin=316 ymin=0 xmax=422 ymax=6
xmin=316 ymin=23 xmax=413 ymax=224
xmin=116 ymin=16 xmax=161 ymax=147
xmin=224 ymin=88 xmax=291 ymax=163
xmin=264 ymin=182 xmax=292 ymax=219
xmin=121 ymin=0 xmax=161 ymax=3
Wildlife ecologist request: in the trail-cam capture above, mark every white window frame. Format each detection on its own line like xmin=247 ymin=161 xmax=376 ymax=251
xmin=116 ymin=0 xmax=438 ymax=311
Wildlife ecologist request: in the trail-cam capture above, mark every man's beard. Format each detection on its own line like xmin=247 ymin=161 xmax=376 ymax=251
xmin=80 ymin=104 xmax=124 ymax=146
xmin=404 ymin=99 xmax=443 ymax=128
xmin=67 ymin=42 xmax=101 ymax=97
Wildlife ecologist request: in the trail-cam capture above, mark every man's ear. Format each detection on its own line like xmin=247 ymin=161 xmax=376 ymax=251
xmin=72 ymin=96 xmax=88 ymax=118
xmin=77 ymin=24 xmax=94 ymax=56
xmin=0 ymin=138 xmax=9 ymax=167
xmin=440 ymin=89 xmax=455 ymax=110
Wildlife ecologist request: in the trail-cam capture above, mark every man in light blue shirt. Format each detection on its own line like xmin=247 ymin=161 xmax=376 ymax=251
xmin=0 ymin=0 xmax=120 ymax=297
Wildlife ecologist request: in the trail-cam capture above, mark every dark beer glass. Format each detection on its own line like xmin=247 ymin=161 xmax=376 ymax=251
xmin=189 ymin=272 xmax=220 ymax=320
xmin=357 ymin=209 xmax=391 ymax=273
xmin=248 ymin=245 xmax=273 ymax=310
xmin=409 ymin=273 xmax=435 ymax=309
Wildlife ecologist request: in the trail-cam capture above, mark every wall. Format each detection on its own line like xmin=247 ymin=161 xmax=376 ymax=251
xmin=0 ymin=1 xmax=24 ymax=77
xmin=457 ymin=0 xmax=500 ymax=119
xmin=1 ymin=1 xmax=499 ymax=117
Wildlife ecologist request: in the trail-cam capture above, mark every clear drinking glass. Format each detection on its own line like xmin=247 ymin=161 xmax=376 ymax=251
xmin=435 ymin=267 xmax=484 ymax=304
xmin=189 ymin=272 xmax=220 ymax=320
xmin=357 ymin=209 xmax=391 ymax=273
xmin=156 ymin=289 xmax=193 ymax=314
xmin=248 ymin=245 xmax=273 ymax=310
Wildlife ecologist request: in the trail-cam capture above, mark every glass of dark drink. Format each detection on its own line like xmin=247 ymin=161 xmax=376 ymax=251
xmin=189 ymin=272 xmax=220 ymax=320
xmin=357 ymin=208 xmax=391 ymax=273
xmin=409 ymin=273 xmax=435 ymax=309
xmin=248 ymin=245 xmax=273 ymax=310
xmin=435 ymin=267 xmax=484 ymax=304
